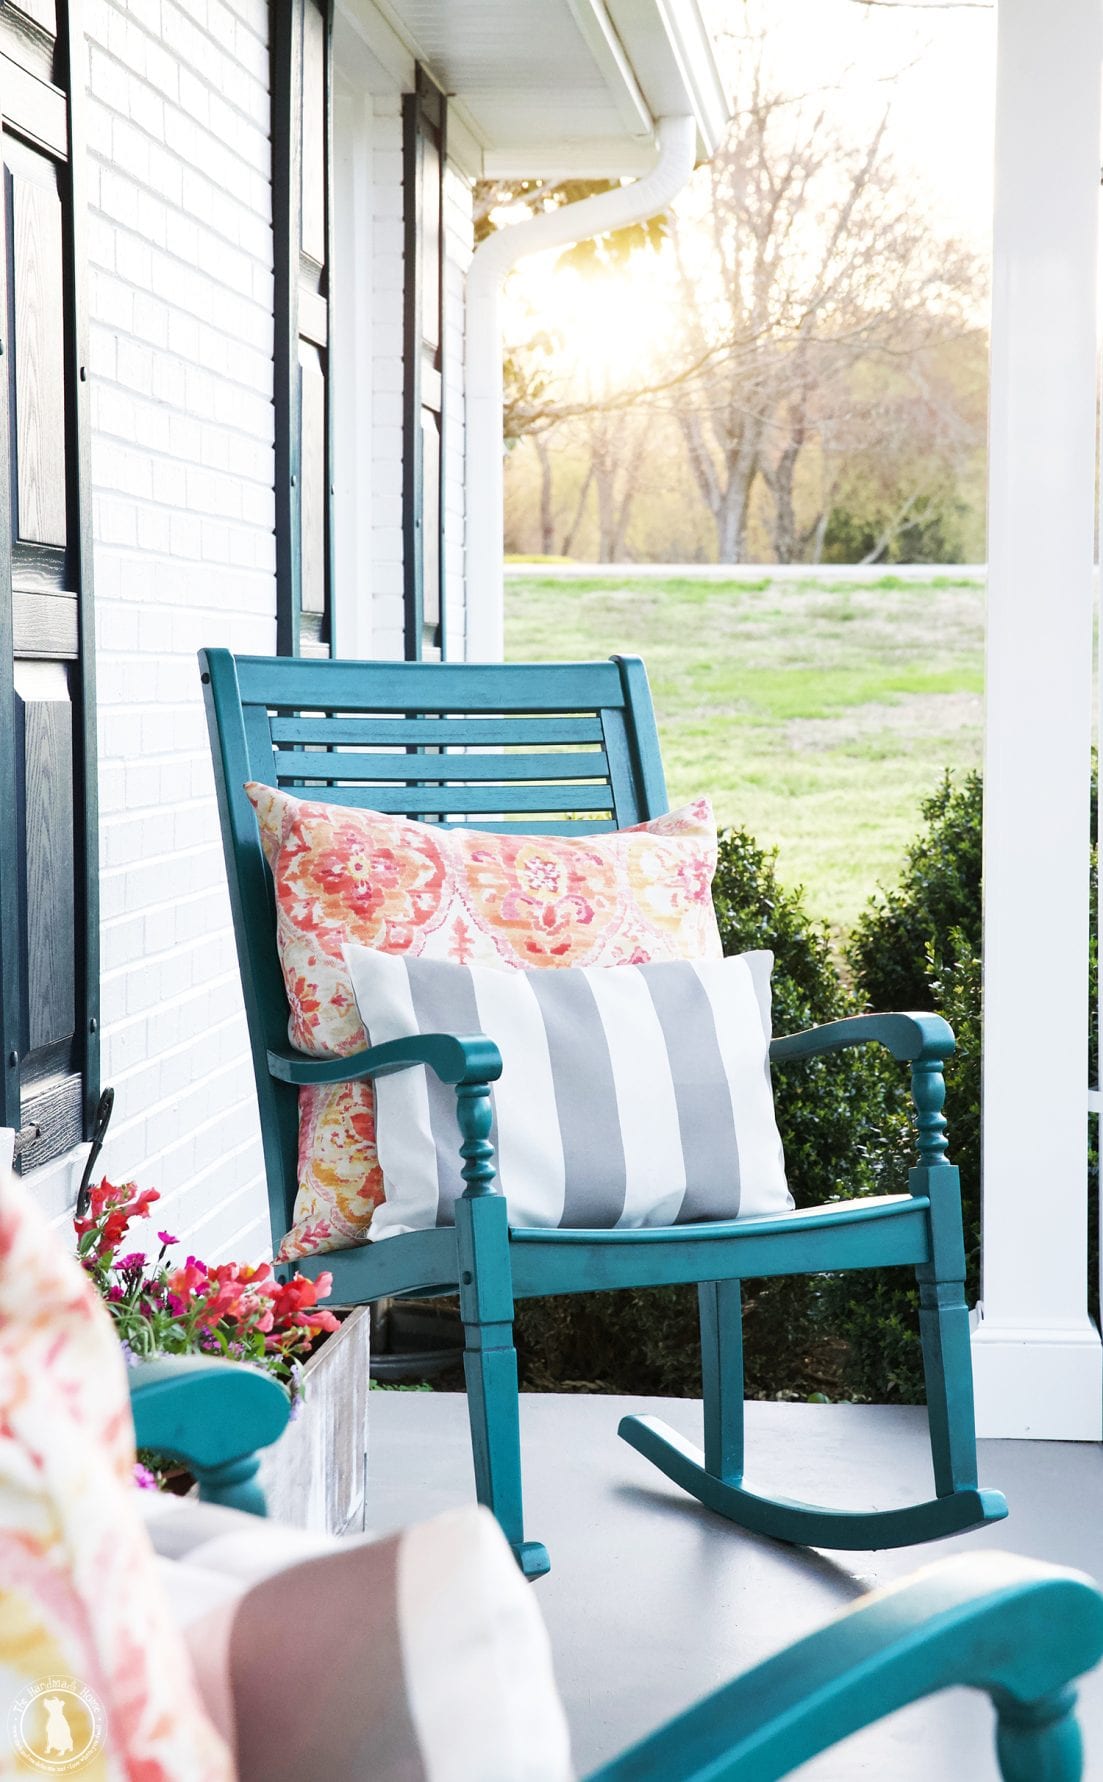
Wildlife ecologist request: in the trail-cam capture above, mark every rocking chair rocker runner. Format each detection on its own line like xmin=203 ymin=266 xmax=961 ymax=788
xmin=201 ymin=648 xmax=1007 ymax=1579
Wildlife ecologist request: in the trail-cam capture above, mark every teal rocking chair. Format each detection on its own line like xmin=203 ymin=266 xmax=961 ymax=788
xmin=200 ymin=648 xmax=1007 ymax=1580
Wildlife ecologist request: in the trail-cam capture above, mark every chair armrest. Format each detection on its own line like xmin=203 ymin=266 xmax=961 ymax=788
xmin=129 ymin=1356 xmax=290 ymax=1516
xmin=267 ymin=1032 xmax=503 ymax=1088
xmin=770 ymin=1012 xmax=954 ymax=1067
xmin=771 ymin=1013 xmax=955 ymax=1169
xmin=588 ymin=1553 xmax=1103 ymax=1781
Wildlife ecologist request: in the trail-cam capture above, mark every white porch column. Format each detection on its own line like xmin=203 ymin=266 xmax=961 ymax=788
xmin=973 ymin=0 xmax=1103 ymax=1439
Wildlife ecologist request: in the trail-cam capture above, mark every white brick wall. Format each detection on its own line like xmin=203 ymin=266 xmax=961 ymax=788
xmin=368 ymin=93 xmax=407 ymax=659
xmin=443 ymin=161 xmax=472 ymax=658
xmin=332 ymin=78 xmax=472 ymax=663
xmin=29 ymin=4 xmax=476 ymax=1259
xmin=79 ymin=0 xmax=275 ymax=1260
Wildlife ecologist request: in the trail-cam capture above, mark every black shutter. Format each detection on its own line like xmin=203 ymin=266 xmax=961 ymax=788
xmin=403 ymin=70 xmax=447 ymax=662
xmin=0 ymin=1 xmax=98 ymax=1169
xmin=273 ymin=0 xmax=334 ymax=659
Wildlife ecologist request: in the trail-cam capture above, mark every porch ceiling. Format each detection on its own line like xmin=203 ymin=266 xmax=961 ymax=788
xmin=366 ymin=1392 xmax=1103 ymax=1778
xmin=348 ymin=0 xmax=730 ymax=175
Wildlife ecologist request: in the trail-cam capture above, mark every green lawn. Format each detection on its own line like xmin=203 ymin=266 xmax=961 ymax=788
xmin=505 ymin=574 xmax=985 ymax=943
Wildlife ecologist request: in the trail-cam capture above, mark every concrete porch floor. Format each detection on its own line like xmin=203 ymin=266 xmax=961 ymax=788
xmin=366 ymin=1393 xmax=1103 ymax=1779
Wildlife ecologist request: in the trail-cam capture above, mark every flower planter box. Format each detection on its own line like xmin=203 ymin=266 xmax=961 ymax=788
xmin=256 ymin=1305 xmax=370 ymax=1534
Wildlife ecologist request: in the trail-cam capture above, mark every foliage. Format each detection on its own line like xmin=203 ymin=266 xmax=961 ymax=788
xmin=822 ymin=489 xmax=970 ymax=566
xmin=499 ymin=37 xmax=988 ymax=567
xmin=515 ymin=828 xmax=898 ymax=1398
xmin=835 ymin=775 xmax=986 ymax=1401
xmin=838 ymin=765 xmax=1098 ymax=1400
xmin=76 ymin=1180 xmax=339 ymax=1407
xmin=847 ymin=771 xmax=983 ymax=1012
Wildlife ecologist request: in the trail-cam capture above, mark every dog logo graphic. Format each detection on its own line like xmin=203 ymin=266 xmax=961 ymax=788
xmin=41 ymin=1698 xmax=74 ymax=1757
xmin=9 ymin=1677 xmax=105 ymax=1773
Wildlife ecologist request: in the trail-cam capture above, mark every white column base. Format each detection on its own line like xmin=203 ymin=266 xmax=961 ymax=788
xmin=971 ymin=1307 xmax=1102 ymax=1440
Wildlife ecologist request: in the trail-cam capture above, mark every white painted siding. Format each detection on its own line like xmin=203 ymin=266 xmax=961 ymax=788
xmin=74 ymin=0 xmax=275 ymax=1258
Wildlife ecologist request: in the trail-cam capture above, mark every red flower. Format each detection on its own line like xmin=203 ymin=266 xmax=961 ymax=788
xmin=166 ymin=1258 xmax=208 ymax=1299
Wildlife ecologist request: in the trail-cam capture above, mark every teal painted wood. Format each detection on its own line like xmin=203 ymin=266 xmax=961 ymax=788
xmin=916 ymin=1160 xmax=982 ymax=1496
xmin=200 ymin=647 xmax=1006 ymax=1571
xmin=267 ymin=1034 xmax=503 ymax=1088
xmin=509 ymin=1204 xmax=932 ymax=1296
xmin=587 ymin=1553 xmax=1103 ymax=1781
xmin=618 ymin=1414 xmax=1006 ymax=1549
xmin=456 ymin=1189 xmax=549 ymax=1579
xmin=268 ymin=714 xmax=609 ymax=746
xmin=269 ymin=747 xmax=613 ymax=782
xmin=699 ymin=1279 xmax=744 ymax=1482
xmin=129 ymin=1356 xmax=290 ymax=1517
xmin=231 ymin=653 xmax=633 ymax=711
xmin=770 ymin=1010 xmax=955 ymax=1067
xmin=612 ymin=653 xmax=669 ymax=819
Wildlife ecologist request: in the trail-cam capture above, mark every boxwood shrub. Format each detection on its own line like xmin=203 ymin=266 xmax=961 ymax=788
xmin=836 ymin=766 xmax=1097 ymax=1402
xmin=516 ymin=768 xmax=1096 ymax=1405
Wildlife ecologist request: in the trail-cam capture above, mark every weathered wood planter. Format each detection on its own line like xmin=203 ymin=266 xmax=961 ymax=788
xmin=256 ymin=1305 xmax=370 ymax=1534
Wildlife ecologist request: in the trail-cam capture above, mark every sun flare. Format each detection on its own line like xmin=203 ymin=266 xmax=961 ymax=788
xmin=505 ymin=253 xmax=677 ymax=397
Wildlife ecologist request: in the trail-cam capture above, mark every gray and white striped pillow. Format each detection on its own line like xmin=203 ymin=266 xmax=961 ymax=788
xmin=344 ymin=946 xmax=792 ymax=1237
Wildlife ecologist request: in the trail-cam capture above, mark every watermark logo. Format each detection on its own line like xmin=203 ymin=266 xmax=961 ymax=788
xmin=10 ymin=1677 xmax=106 ymax=1773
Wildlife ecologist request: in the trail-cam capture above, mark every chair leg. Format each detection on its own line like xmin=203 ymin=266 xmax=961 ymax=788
xmin=620 ymin=1170 xmax=1009 ymax=1550
xmin=455 ymin=1192 xmax=549 ymax=1581
xmin=699 ymin=1279 xmax=744 ymax=1484
xmin=916 ymin=1163 xmax=985 ymax=1499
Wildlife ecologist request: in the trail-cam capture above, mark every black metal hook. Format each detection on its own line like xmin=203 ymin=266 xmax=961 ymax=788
xmin=75 ymin=1088 xmax=114 ymax=1219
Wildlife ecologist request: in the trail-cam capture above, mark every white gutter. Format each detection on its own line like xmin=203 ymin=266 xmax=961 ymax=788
xmin=463 ymin=113 xmax=697 ymax=661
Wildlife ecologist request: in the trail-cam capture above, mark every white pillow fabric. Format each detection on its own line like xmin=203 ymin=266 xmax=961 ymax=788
xmin=143 ymin=1495 xmax=573 ymax=1782
xmin=344 ymin=946 xmax=792 ymax=1238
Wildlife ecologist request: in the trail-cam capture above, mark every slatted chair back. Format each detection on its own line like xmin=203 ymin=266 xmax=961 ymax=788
xmin=199 ymin=650 xmax=669 ymax=1242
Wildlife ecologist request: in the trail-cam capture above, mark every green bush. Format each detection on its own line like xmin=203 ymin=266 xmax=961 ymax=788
xmin=518 ymin=769 xmax=1095 ymax=1406
xmin=837 ymin=767 xmax=1098 ymax=1401
xmin=833 ymin=775 xmax=985 ymax=1402
xmin=847 ymin=771 xmax=982 ymax=1013
xmin=514 ymin=828 xmax=896 ymax=1399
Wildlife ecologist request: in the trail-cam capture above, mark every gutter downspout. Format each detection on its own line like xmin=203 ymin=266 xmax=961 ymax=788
xmin=464 ymin=114 xmax=697 ymax=660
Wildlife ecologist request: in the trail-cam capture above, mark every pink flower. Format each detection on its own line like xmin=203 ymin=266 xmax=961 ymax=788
xmin=116 ymin=1252 xmax=146 ymax=1271
xmin=133 ymin=1463 xmax=158 ymax=1491
xmin=157 ymin=1230 xmax=177 ymax=1246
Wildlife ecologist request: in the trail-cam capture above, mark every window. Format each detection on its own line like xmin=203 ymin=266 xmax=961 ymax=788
xmin=0 ymin=0 xmax=98 ymax=1169
xmin=272 ymin=0 xmax=334 ymax=658
xmin=403 ymin=70 xmax=447 ymax=661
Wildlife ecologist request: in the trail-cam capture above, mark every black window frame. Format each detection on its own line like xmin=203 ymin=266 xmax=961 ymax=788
xmin=0 ymin=0 xmax=99 ymax=1171
xmin=272 ymin=0 xmax=335 ymax=660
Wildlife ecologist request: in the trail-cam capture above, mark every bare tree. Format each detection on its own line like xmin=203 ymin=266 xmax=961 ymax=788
xmin=665 ymin=48 xmax=983 ymax=562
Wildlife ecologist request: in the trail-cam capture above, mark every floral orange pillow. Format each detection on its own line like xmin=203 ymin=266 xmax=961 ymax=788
xmin=246 ymin=784 xmax=724 ymax=1259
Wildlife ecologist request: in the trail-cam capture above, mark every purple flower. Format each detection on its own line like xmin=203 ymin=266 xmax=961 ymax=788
xmin=157 ymin=1230 xmax=177 ymax=1247
xmin=133 ymin=1463 xmax=158 ymax=1490
xmin=106 ymin=1285 xmax=125 ymax=1303
xmin=119 ymin=1339 xmax=138 ymax=1367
